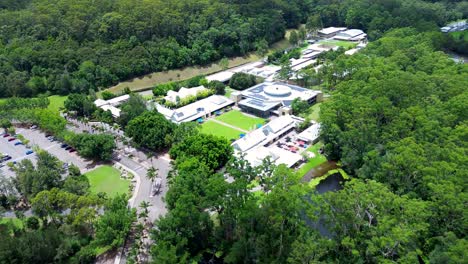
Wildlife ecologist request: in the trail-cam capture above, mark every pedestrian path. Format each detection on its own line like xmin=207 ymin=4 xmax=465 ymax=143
xmin=210 ymin=118 xmax=248 ymax=133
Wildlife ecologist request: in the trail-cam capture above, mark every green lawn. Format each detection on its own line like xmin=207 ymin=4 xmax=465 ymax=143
xmin=215 ymin=110 xmax=266 ymax=131
xmin=85 ymin=166 xmax=130 ymax=197
xmin=199 ymin=120 xmax=243 ymax=140
xmin=301 ymin=102 xmax=322 ymax=122
xmin=47 ymin=95 xmax=67 ymax=112
xmin=297 ymin=143 xmax=327 ymax=177
xmin=319 ymin=40 xmax=357 ymax=49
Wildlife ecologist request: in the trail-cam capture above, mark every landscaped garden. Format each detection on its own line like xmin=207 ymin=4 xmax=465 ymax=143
xmin=199 ymin=120 xmax=243 ymax=141
xmin=85 ymin=165 xmax=130 ymax=197
xmin=215 ymin=110 xmax=266 ymax=131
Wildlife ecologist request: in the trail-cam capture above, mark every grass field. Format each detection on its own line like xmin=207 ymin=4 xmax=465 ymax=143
xmin=199 ymin=120 xmax=243 ymax=140
xmin=297 ymin=143 xmax=327 ymax=177
xmin=215 ymin=110 xmax=266 ymax=131
xmin=301 ymin=102 xmax=323 ymax=122
xmin=47 ymin=95 xmax=67 ymax=112
xmin=85 ymin=166 xmax=130 ymax=197
xmin=318 ymin=40 xmax=357 ymax=49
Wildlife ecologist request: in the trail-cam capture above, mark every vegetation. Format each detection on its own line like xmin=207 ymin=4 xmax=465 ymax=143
xmin=319 ymin=28 xmax=467 ymax=261
xmin=125 ymin=111 xmax=176 ymax=152
xmin=228 ymin=72 xmax=257 ymax=90
xmin=0 ymin=151 xmax=133 ymax=263
xmin=69 ymin=134 xmax=116 ymax=161
xmin=169 ymin=134 xmax=233 ymax=171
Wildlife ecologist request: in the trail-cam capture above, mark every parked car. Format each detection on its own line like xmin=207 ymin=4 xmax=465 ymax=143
xmin=152 ymin=178 xmax=162 ymax=195
xmin=8 ymin=137 xmax=16 ymax=142
xmin=69 ymin=148 xmax=76 ymax=153
xmin=3 ymin=134 xmax=10 ymax=138
xmin=61 ymin=143 xmax=68 ymax=148
xmin=45 ymin=134 xmax=52 ymax=138
xmin=25 ymin=150 xmax=34 ymax=155
xmin=14 ymin=141 xmax=23 ymax=146
xmin=30 ymin=125 xmax=38 ymax=129
xmin=65 ymin=146 xmax=72 ymax=150
xmin=2 ymin=156 xmax=12 ymax=161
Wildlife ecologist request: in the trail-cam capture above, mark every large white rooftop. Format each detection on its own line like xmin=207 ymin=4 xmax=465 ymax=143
xmin=318 ymin=27 xmax=347 ymax=35
xmin=206 ymin=71 xmax=234 ymax=83
xmin=239 ymin=82 xmax=321 ymax=111
xmin=242 ymin=146 xmax=303 ymax=168
xmin=232 ymin=115 xmax=297 ymax=152
xmin=158 ymin=95 xmax=234 ymax=123
xmin=164 ymin=86 xmax=207 ymax=103
xmin=297 ymin=123 xmax=321 ymax=143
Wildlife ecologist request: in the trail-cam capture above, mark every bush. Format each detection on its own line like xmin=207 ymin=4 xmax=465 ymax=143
xmin=208 ymin=81 xmax=226 ymax=95
xmin=101 ymin=91 xmax=116 ymax=100
xmin=229 ymin=72 xmax=256 ymax=90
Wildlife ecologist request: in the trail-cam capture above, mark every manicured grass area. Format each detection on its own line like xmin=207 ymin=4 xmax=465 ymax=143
xmin=318 ymin=40 xmax=357 ymax=49
xmin=301 ymin=102 xmax=322 ymax=122
xmin=297 ymin=142 xmax=327 ymax=177
xmin=199 ymin=120 xmax=243 ymax=141
xmin=85 ymin=166 xmax=130 ymax=197
xmin=215 ymin=110 xmax=266 ymax=131
xmin=47 ymin=95 xmax=67 ymax=112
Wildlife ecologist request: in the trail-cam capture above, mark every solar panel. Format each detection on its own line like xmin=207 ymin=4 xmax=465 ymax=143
xmin=247 ymin=100 xmax=266 ymax=107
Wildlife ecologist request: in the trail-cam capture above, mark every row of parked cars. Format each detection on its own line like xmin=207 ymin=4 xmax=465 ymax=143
xmin=1 ymin=132 xmax=34 ymax=168
xmin=43 ymin=133 xmax=77 ymax=153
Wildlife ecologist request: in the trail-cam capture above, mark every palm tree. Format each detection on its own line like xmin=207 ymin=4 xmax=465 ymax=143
xmin=146 ymin=166 xmax=158 ymax=182
xmin=139 ymin=201 xmax=150 ymax=219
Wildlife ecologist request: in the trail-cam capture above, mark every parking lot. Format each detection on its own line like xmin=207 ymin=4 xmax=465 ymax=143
xmin=0 ymin=129 xmax=37 ymax=178
xmin=0 ymin=127 xmax=92 ymax=178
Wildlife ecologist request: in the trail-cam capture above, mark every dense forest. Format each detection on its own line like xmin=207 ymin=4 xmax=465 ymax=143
xmin=0 ymin=0 xmax=463 ymax=98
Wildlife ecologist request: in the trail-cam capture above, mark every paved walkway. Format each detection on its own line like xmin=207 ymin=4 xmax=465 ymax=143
xmin=210 ymin=118 xmax=248 ymax=133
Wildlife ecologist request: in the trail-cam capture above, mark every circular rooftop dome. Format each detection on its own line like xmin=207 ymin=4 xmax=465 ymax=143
xmin=264 ymin=84 xmax=292 ymax=97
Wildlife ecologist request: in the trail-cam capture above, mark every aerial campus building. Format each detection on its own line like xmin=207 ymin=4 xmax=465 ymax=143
xmin=94 ymin=94 xmax=130 ymax=118
xmin=231 ymin=82 xmax=322 ymax=118
xmin=156 ymin=95 xmax=234 ymax=124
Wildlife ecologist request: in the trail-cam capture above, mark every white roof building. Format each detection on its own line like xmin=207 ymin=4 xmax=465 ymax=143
xmin=243 ymin=146 xmax=303 ymax=168
xmin=164 ymin=86 xmax=207 ymax=103
xmin=94 ymin=99 xmax=108 ymax=107
xmin=232 ymin=115 xmax=304 ymax=168
xmin=158 ymin=95 xmax=234 ymax=124
xmin=106 ymin=94 xmax=130 ymax=106
xmin=297 ymin=123 xmax=321 ymax=143
xmin=101 ymin=105 xmax=122 ymax=118
xmin=333 ymin=29 xmax=367 ymax=41
xmin=345 ymin=48 xmax=359 ymax=55
xmin=206 ymin=71 xmax=235 ymax=83
xmin=232 ymin=115 xmax=297 ymax=152
xmin=93 ymin=94 xmax=130 ymax=118
xmin=318 ymin=27 xmax=347 ymax=37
